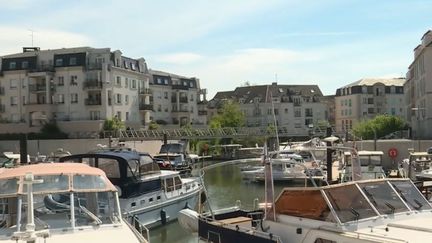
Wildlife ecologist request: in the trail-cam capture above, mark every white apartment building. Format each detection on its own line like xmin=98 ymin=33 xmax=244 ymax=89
xmin=209 ymin=83 xmax=330 ymax=137
xmin=0 ymin=47 xmax=151 ymax=137
xmin=335 ymin=78 xmax=405 ymax=133
xmin=149 ymin=70 xmax=207 ymax=126
xmin=405 ymin=30 xmax=432 ymax=139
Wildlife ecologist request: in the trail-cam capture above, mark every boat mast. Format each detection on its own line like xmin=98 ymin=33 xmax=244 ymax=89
xmin=263 ymin=143 xmax=275 ymax=221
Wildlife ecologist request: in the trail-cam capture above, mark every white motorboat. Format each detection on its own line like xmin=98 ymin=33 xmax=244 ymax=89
xmin=60 ymin=149 xmax=202 ymax=228
xmin=0 ymin=163 xmax=149 ymax=243
xmin=241 ymin=154 xmax=326 ymax=183
xmin=402 ymin=152 xmax=432 ymax=181
xmin=339 ymin=150 xmax=387 ymax=182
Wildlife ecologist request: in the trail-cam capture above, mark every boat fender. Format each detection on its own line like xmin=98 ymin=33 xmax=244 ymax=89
xmin=160 ymin=209 xmax=167 ymax=225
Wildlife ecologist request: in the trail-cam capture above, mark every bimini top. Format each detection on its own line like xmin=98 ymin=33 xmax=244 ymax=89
xmin=274 ymin=178 xmax=432 ymax=224
xmin=0 ymin=163 xmax=116 ymax=198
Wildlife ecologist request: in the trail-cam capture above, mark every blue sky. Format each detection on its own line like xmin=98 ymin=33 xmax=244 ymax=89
xmin=0 ymin=0 xmax=431 ymax=98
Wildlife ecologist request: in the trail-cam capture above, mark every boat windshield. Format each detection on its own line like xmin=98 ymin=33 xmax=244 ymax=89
xmin=390 ymin=181 xmax=432 ymax=211
xmin=324 ymin=184 xmax=378 ymax=223
xmin=358 ymin=181 xmax=408 ymax=214
xmin=359 ymin=155 xmax=382 ymax=166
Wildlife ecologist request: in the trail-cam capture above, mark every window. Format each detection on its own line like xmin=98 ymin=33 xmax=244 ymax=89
xmin=98 ymin=158 xmax=120 ymax=178
xmin=9 ymin=62 xmax=16 ymax=69
xmin=157 ymin=105 xmax=162 ymax=112
xmin=10 ymin=79 xmax=17 ymax=89
xmin=125 ymin=95 xmax=129 ymax=105
xmin=125 ymin=78 xmax=129 ymax=88
xmin=126 ymin=112 xmax=129 ymax=121
xmin=70 ymin=75 xmax=78 ymax=85
xmin=55 ymin=58 xmax=63 ymax=66
xmin=116 ymin=76 xmax=121 ymax=86
xmin=284 ymin=108 xmax=288 ymax=113
xmin=157 ymin=78 xmax=162 ymax=84
xmin=274 ymin=108 xmax=279 ymax=115
xmin=22 ymin=96 xmax=26 ymax=105
xmin=58 ymin=76 xmax=64 ymax=86
xmin=131 ymin=63 xmax=136 ymax=70
xmin=116 ymin=94 xmax=122 ymax=104
xmin=164 ymin=92 xmax=168 ymax=99
xmin=189 ymin=82 xmax=194 ymax=88
xmin=132 ymin=79 xmax=136 ymax=89
xmin=69 ymin=57 xmax=77 ymax=65
xmin=190 ymin=94 xmax=194 ymax=101
xmin=57 ymin=94 xmax=65 ymax=104
xmin=90 ymin=111 xmax=100 ymax=120
xmin=305 ymin=108 xmax=313 ymax=117
xmin=117 ymin=111 xmax=121 ymax=120
xmin=10 ymin=96 xmax=18 ymax=106
xmin=294 ymin=108 xmax=301 ymax=117
xmin=164 ymin=79 xmax=168 ymax=85
xmin=21 ymin=61 xmax=29 ymax=69
xmin=71 ymin=93 xmax=78 ymax=103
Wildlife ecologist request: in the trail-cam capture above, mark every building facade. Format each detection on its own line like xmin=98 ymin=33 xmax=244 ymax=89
xmin=209 ymin=83 xmax=330 ymax=137
xmin=404 ymin=30 xmax=432 ymax=139
xmin=149 ymin=70 xmax=207 ymax=126
xmin=335 ymin=78 xmax=405 ymax=133
xmin=0 ymin=47 xmax=152 ymax=137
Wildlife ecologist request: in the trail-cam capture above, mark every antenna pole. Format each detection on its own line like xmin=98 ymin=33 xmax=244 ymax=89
xmin=28 ymin=29 xmax=34 ymax=46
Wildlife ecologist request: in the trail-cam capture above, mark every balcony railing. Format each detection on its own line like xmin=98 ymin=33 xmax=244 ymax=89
xmin=29 ymin=84 xmax=47 ymax=92
xmin=139 ymin=104 xmax=153 ymax=111
xmin=84 ymin=80 xmax=103 ymax=89
xmin=85 ymin=99 xmax=102 ymax=105
xmin=139 ymin=88 xmax=152 ymax=95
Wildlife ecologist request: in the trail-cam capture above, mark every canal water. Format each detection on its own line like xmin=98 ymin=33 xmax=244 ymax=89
xmin=150 ymin=161 xmax=288 ymax=243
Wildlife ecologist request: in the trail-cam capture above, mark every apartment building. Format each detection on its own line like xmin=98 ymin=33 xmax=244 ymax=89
xmin=335 ymin=78 xmax=405 ymax=133
xmin=405 ymin=30 xmax=432 ymax=138
xmin=149 ymin=70 xmax=207 ymax=126
xmin=209 ymin=82 xmax=330 ymax=137
xmin=0 ymin=47 xmax=151 ymax=137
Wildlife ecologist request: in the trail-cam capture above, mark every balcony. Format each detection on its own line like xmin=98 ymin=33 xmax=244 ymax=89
xmin=85 ymin=98 xmax=102 ymax=106
xmin=0 ymin=104 xmax=5 ymax=113
xmin=29 ymin=84 xmax=47 ymax=92
xmin=84 ymin=80 xmax=103 ymax=89
xmin=0 ymin=87 xmax=4 ymax=95
xmin=139 ymin=104 xmax=153 ymax=111
xmin=139 ymin=88 xmax=152 ymax=95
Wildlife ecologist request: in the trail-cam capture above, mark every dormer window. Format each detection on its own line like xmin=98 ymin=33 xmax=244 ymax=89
xmin=21 ymin=61 xmax=28 ymax=69
xmin=69 ymin=57 xmax=77 ymax=65
xmin=9 ymin=62 xmax=16 ymax=69
xmin=131 ymin=63 xmax=136 ymax=70
xmin=55 ymin=58 xmax=63 ymax=67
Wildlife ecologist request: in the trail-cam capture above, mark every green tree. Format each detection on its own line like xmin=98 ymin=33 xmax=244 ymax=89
xmin=352 ymin=115 xmax=405 ymax=139
xmin=103 ymin=117 xmax=125 ymax=132
xmin=210 ymin=101 xmax=245 ymax=128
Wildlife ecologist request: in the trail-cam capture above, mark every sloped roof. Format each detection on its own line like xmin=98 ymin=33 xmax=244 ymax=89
xmin=341 ymin=78 xmax=406 ymax=88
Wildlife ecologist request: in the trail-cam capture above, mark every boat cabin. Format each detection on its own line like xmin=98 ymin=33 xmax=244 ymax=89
xmin=340 ymin=151 xmax=386 ymax=182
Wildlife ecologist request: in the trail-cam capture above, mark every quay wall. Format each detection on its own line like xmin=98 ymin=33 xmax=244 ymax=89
xmin=345 ymin=139 xmax=432 ymax=170
xmin=0 ymin=139 xmax=166 ymax=157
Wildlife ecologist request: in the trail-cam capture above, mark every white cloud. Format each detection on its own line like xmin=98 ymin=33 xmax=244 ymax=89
xmin=0 ymin=26 xmax=92 ymax=55
xmin=155 ymin=53 xmax=203 ymax=65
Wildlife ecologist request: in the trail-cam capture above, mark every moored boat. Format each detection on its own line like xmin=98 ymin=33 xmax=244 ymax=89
xmin=0 ymin=163 xmax=149 ymax=243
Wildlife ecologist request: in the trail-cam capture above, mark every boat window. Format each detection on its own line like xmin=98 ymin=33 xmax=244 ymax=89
xmin=139 ymin=155 xmax=160 ymax=174
xmin=274 ymin=189 xmax=335 ymax=222
xmin=390 ymin=181 xmax=432 ymax=211
xmin=98 ymin=158 xmax=120 ymax=178
xmin=324 ymin=184 xmax=378 ymax=223
xmin=140 ymin=179 xmax=162 ymax=194
xmin=24 ymin=175 xmax=69 ymax=193
xmin=272 ymin=163 xmax=283 ymax=171
xmin=165 ymin=178 xmax=174 ymax=192
xmin=0 ymin=178 xmax=19 ymax=196
xmin=358 ymin=182 xmax=408 ymax=214
xmin=359 ymin=155 xmax=382 ymax=166
xmin=73 ymin=175 xmax=106 ymax=190
xmin=174 ymin=176 xmax=182 ymax=190
xmin=127 ymin=159 xmax=140 ymax=178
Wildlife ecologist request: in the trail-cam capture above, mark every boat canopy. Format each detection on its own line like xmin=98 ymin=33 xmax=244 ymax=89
xmin=274 ymin=179 xmax=432 ymax=224
xmin=0 ymin=163 xmax=116 ymax=198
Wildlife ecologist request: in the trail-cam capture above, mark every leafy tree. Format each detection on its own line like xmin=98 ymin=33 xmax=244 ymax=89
xmin=148 ymin=121 xmax=159 ymax=130
xmin=103 ymin=117 xmax=125 ymax=131
xmin=352 ymin=115 xmax=405 ymax=140
xmin=210 ymin=101 xmax=245 ymax=128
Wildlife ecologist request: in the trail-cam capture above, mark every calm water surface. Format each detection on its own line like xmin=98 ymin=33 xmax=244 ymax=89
xmin=150 ymin=161 xmax=289 ymax=243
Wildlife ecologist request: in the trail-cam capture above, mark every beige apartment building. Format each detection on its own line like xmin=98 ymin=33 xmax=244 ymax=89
xmin=149 ymin=70 xmax=207 ymax=126
xmin=0 ymin=47 xmax=152 ymax=137
xmin=405 ymin=30 xmax=432 ymax=139
xmin=209 ymin=82 xmax=331 ymax=137
xmin=335 ymin=78 xmax=405 ymax=133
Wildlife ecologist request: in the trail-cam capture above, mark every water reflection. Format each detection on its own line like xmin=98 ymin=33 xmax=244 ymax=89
xmin=150 ymin=161 xmax=287 ymax=243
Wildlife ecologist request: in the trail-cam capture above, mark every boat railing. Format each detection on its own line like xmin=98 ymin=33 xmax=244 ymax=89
xmin=124 ymin=214 xmax=150 ymax=243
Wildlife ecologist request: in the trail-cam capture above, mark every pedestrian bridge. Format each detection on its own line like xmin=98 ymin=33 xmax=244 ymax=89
xmin=103 ymin=126 xmax=337 ymax=141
